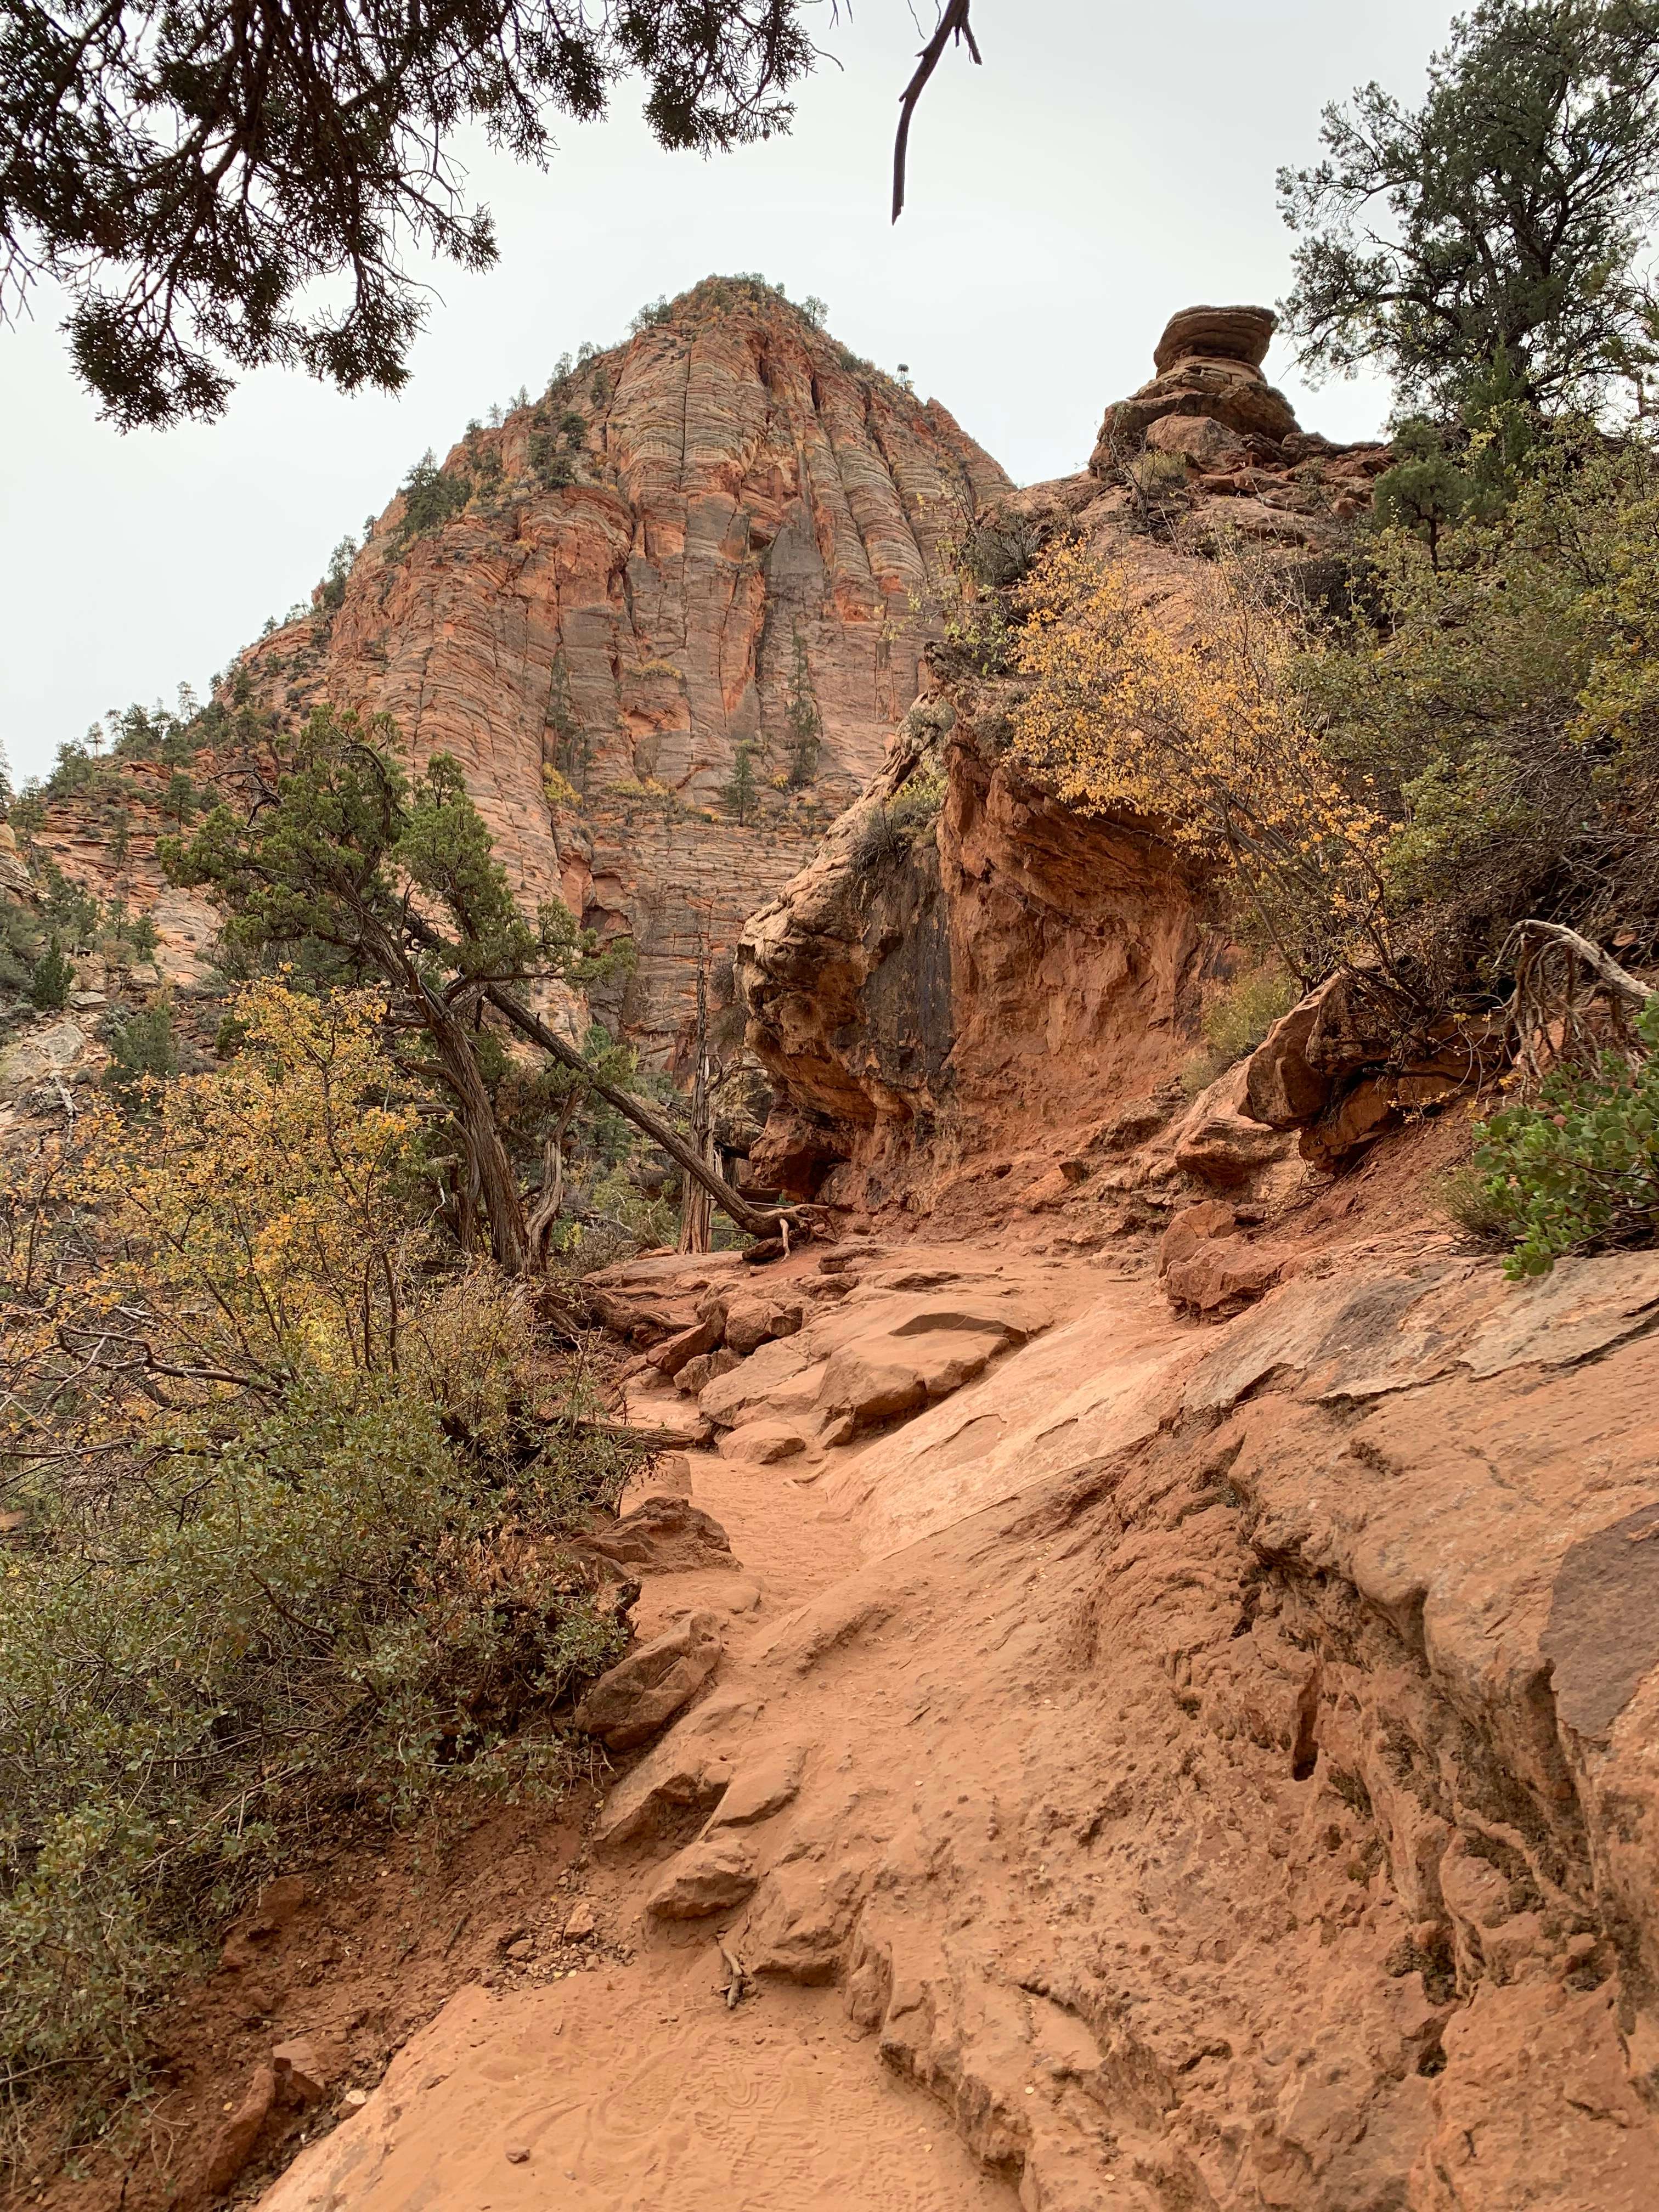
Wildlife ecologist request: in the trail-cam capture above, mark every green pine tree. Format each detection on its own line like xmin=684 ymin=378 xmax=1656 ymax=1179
xmin=783 ymin=626 xmax=822 ymax=788
xmin=722 ymin=741 xmax=759 ymax=826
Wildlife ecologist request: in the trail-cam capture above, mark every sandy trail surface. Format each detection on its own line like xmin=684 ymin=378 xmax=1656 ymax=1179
xmin=259 ymin=1237 xmax=1659 ymax=2212
xmin=266 ymin=1969 xmax=1009 ymax=2212
xmin=258 ymin=1244 xmax=1120 ymax=2212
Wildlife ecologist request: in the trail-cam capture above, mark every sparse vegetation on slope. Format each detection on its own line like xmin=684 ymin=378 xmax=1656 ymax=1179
xmin=0 ymin=983 xmax=637 ymax=2164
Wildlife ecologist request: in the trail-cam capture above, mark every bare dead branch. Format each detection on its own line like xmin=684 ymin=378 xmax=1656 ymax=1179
xmin=892 ymin=0 xmax=981 ymax=223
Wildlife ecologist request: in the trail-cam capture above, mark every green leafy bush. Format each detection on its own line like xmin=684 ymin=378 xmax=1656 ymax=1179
xmin=315 ymin=532 xmax=359 ymax=612
xmin=1371 ymin=420 xmax=1483 ymax=568
xmin=1181 ymin=966 xmax=1297 ymax=1096
xmin=1434 ymin=1162 xmax=1514 ymax=1244
xmin=531 ymin=431 xmax=577 ymax=489
xmin=0 ymin=1364 xmax=628 ymax=2150
xmin=1204 ymin=967 xmax=1297 ymax=1063
xmin=1129 ymin=448 xmax=1191 ymax=517
xmin=850 ymin=772 xmax=946 ymax=872
xmin=721 ymin=740 xmax=759 ymax=825
xmin=38 ymin=859 xmax=100 ymax=951
xmin=782 ymin=625 xmax=822 ymax=788
xmin=104 ymin=998 xmax=177 ymax=1098
xmin=1472 ymin=998 xmax=1659 ymax=1276
xmin=956 ymin=511 xmax=1043 ymax=590
xmin=1295 ymin=425 xmax=1659 ymax=983
xmin=0 ymin=897 xmax=40 ymax=997
xmin=0 ymin=987 xmax=639 ymax=2157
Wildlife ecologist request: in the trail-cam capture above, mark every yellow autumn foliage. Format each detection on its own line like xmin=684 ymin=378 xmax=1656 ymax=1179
xmin=1008 ymin=539 xmax=1390 ymax=974
xmin=0 ymin=982 xmax=637 ymax=2147
xmin=3 ymin=982 xmax=420 ymax=1472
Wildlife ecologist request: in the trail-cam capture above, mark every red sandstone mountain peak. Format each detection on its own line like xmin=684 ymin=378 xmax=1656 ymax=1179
xmin=234 ymin=276 xmax=1011 ymax=1068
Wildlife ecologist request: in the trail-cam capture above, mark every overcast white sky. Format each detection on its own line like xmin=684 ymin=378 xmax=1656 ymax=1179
xmin=0 ymin=0 xmax=1459 ymax=786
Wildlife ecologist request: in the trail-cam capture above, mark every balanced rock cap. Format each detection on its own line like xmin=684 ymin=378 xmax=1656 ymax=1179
xmin=1153 ymin=306 xmax=1277 ymax=376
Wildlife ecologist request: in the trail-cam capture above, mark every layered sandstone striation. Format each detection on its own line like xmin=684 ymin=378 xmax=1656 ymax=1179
xmin=236 ymin=281 xmax=1009 ymax=1066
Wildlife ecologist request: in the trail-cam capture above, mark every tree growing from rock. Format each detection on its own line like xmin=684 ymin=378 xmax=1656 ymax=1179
xmin=1279 ymin=0 xmax=1659 ymax=413
xmin=722 ymin=740 xmax=759 ymax=826
xmin=783 ymin=626 xmax=823 ymax=788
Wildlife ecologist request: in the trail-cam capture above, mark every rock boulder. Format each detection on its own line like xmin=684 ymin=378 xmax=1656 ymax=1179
xmin=644 ymin=1835 xmax=759 ymax=1920
xmin=574 ymin=1611 xmax=725 ymax=1750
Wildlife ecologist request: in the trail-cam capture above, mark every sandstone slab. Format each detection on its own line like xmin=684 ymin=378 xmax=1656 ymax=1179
xmin=576 ymin=1497 xmax=737 ymax=1578
xmin=1243 ymin=986 xmax=1331 ymax=1128
xmin=675 ymin=1345 xmax=741 ymax=1396
xmin=646 ymin=1308 xmax=725 ymax=1379
xmin=704 ymin=1743 xmax=808 ymax=1831
xmin=573 ymin=1611 xmax=724 ymax=1750
xmin=1172 ymin=1063 xmax=1292 ymax=1185
xmin=644 ymin=1835 xmax=758 ymax=1920
xmin=723 ymin=1294 xmax=804 ymax=1356
xmin=1164 ymin=1239 xmax=1285 ymax=1316
xmin=717 ymin=1420 xmax=809 ymax=1465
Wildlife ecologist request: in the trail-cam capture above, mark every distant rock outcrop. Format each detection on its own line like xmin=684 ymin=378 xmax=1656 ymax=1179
xmin=1089 ymin=301 xmax=1390 ymax=546
xmin=737 ymin=306 xmax=1395 ymax=1221
xmin=1096 ymin=301 xmax=1300 ymax=453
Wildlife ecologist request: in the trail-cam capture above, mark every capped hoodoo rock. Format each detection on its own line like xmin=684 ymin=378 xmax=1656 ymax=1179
xmin=1152 ymin=302 xmax=1276 ymax=373
xmin=1090 ymin=300 xmax=1301 ymax=469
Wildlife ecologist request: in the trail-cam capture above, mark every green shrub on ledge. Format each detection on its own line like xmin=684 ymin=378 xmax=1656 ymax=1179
xmin=1474 ymin=998 xmax=1659 ymax=1276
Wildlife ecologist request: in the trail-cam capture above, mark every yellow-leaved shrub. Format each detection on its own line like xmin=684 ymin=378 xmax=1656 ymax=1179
xmin=0 ymin=982 xmax=637 ymax=2162
xmin=1009 ymin=539 xmax=1390 ymax=979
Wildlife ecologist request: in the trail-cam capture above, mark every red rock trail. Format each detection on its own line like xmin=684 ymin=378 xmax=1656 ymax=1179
xmin=259 ymin=1233 xmax=1659 ymax=2211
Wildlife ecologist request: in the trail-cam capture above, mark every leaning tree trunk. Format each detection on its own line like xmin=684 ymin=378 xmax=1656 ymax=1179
xmin=678 ymin=961 xmax=714 ymax=1255
xmin=480 ymin=983 xmax=795 ymax=1241
xmin=428 ymin=1006 xmax=528 ymax=1273
xmin=364 ymin=922 xmax=530 ymax=1273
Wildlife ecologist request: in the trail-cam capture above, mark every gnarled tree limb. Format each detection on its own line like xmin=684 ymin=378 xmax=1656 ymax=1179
xmin=893 ymin=0 xmax=981 ymax=222
xmin=1499 ymin=918 xmax=1656 ymax=1088
xmin=478 ymin=981 xmax=800 ymax=1243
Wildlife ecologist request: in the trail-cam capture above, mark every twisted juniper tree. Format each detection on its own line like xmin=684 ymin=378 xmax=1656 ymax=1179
xmin=1279 ymin=0 xmax=1659 ymax=414
xmin=164 ymin=706 xmax=790 ymax=1265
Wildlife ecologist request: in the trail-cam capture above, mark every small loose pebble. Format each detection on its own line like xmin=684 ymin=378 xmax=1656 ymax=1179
xmin=505 ymin=2146 xmax=530 ymax=2165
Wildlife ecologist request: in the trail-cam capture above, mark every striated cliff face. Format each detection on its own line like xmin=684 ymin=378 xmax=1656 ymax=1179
xmin=238 ymin=281 xmax=1009 ymax=1066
